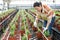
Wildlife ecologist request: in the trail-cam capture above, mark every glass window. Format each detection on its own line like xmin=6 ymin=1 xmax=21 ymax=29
xmin=55 ymin=0 xmax=60 ymax=3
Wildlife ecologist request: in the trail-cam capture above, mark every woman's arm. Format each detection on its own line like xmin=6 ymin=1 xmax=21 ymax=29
xmin=46 ymin=11 xmax=54 ymax=29
xmin=43 ymin=4 xmax=54 ymax=31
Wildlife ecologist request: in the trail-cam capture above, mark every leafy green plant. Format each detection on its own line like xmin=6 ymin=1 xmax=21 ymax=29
xmin=10 ymin=24 xmax=16 ymax=31
xmin=10 ymin=24 xmax=16 ymax=36
xmin=21 ymin=26 xmax=25 ymax=30
xmin=55 ymin=11 xmax=60 ymax=14
xmin=10 ymin=31 xmax=14 ymax=36
xmin=37 ymin=22 xmax=43 ymax=28
xmin=26 ymin=29 xmax=30 ymax=35
xmin=22 ymin=34 xmax=27 ymax=40
xmin=44 ymin=30 xmax=50 ymax=37
xmin=0 ymin=9 xmax=15 ymax=21
xmin=58 ymin=20 xmax=60 ymax=24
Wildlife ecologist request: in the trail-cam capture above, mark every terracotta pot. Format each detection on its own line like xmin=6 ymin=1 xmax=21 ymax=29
xmin=13 ymin=35 xmax=19 ymax=40
xmin=28 ymin=34 xmax=32 ymax=40
xmin=15 ymin=22 xmax=18 ymax=29
xmin=43 ymin=36 xmax=46 ymax=40
xmin=8 ymin=36 xmax=15 ymax=40
xmin=30 ymin=22 xmax=33 ymax=27
xmin=32 ymin=27 xmax=38 ymax=32
xmin=14 ymin=31 xmax=17 ymax=35
xmin=57 ymin=24 xmax=60 ymax=31
xmin=47 ymin=36 xmax=52 ymax=40
xmin=43 ymin=36 xmax=51 ymax=40
xmin=36 ymin=32 xmax=42 ymax=39
xmin=19 ymin=30 xmax=25 ymax=36
xmin=53 ymin=23 xmax=57 ymax=28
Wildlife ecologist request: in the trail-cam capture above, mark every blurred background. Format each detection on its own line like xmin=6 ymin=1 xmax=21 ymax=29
xmin=0 ymin=0 xmax=60 ymax=11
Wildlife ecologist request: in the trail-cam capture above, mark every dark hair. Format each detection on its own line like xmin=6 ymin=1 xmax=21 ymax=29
xmin=33 ymin=2 xmax=42 ymax=7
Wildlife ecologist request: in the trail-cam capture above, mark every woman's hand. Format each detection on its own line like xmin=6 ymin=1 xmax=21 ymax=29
xmin=43 ymin=27 xmax=48 ymax=32
xmin=34 ymin=21 xmax=37 ymax=27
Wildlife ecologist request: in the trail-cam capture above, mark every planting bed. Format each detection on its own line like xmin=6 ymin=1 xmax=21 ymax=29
xmin=0 ymin=9 xmax=60 ymax=40
xmin=0 ymin=9 xmax=18 ymax=39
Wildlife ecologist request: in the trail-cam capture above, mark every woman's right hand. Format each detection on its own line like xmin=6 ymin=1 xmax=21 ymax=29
xmin=34 ymin=21 xmax=37 ymax=27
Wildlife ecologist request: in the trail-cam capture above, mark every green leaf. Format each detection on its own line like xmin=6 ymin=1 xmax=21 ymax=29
xmin=10 ymin=31 xmax=14 ymax=36
xmin=44 ymin=30 xmax=50 ymax=37
xmin=10 ymin=24 xmax=16 ymax=36
xmin=37 ymin=22 xmax=42 ymax=28
xmin=10 ymin=24 xmax=16 ymax=31
xmin=26 ymin=29 xmax=30 ymax=35
xmin=21 ymin=26 xmax=25 ymax=30
xmin=22 ymin=35 xmax=27 ymax=40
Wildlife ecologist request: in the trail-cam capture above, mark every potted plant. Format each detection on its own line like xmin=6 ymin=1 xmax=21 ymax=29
xmin=43 ymin=30 xmax=51 ymax=40
xmin=26 ymin=29 xmax=31 ymax=40
xmin=8 ymin=36 xmax=14 ymax=40
xmin=56 ymin=20 xmax=60 ymax=31
xmin=57 ymin=24 xmax=60 ymax=31
xmin=8 ymin=24 xmax=16 ymax=40
xmin=28 ymin=34 xmax=32 ymax=40
xmin=8 ymin=28 xmax=15 ymax=40
xmin=20 ymin=26 xmax=25 ymax=36
xmin=14 ymin=28 xmax=18 ymax=35
xmin=36 ymin=30 xmax=43 ymax=39
xmin=26 ymin=17 xmax=31 ymax=25
xmin=58 ymin=24 xmax=60 ymax=29
xmin=37 ymin=22 xmax=43 ymax=31
xmin=30 ymin=22 xmax=33 ymax=27
xmin=15 ymin=21 xmax=18 ymax=29
xmin=32 ymin=25 xmax=38 ymax=32
xmin=21 ymin=34 xmax=27 ymax=40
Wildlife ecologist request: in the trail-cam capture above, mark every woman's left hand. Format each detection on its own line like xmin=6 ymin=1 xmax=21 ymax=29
xmin=43 ymin=27 xmax=48 ymax=33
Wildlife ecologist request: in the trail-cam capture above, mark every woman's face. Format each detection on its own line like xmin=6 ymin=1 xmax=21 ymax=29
xmin=34 ymin=6 xmax=42 ymax=12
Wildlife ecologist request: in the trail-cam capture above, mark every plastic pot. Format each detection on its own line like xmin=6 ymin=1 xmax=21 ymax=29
xmin=19 ymin=30 xmax=25 ymax=36
xmin=57 ymin=24 xmax=60 ymax=31
xmin=36 ymin=32 xmax=42 ymax=39
xmin=32 ymin=26 xmax=38 ymax=32
xmin=47 ymin=36 xmax=52 ymax=40
xmin=30 ymin=22 xmax=33 ymax=27
xmin=13 ymin=35 xmax=20 ymax=40
xmin=14 ymin=30 xmax=17 ymax=35
xmin=8 ymin=36 xmax=15 ymax=40
xmin=53 ymin=23 xmax=57 ymax=28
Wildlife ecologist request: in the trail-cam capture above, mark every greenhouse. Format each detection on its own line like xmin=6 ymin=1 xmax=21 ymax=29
xmin=0 ymin=0 xmax=60 ymax=40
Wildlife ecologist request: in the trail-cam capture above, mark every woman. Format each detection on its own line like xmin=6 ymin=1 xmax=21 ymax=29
xmin=33 ymin=2 xmax=55 ymax=36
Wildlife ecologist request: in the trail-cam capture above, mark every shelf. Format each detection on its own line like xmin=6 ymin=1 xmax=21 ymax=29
xmin=52 ymin=27 xmax=60 ymax=40
xmin=52 ymin=27 xmax=60 ymax=34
